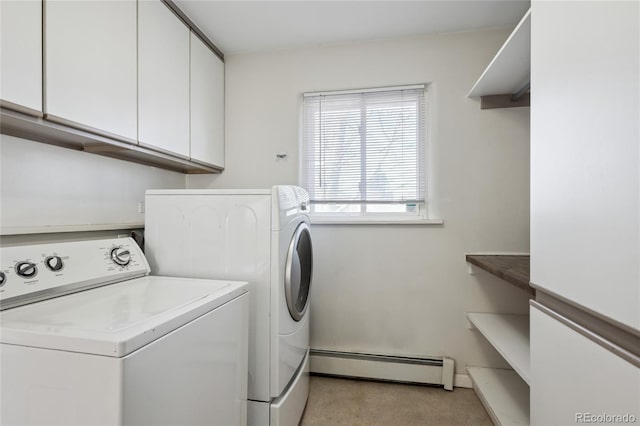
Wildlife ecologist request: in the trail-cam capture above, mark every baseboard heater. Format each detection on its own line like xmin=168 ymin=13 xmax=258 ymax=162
xmin=309 ymin=349 xmax=454 ymax=391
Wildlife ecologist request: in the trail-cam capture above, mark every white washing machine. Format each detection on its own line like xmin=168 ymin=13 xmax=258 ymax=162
xmin=145 ymin=186 xmax=313 ymax=426
xmin=0 ymin=238 xmax=249 ymax=426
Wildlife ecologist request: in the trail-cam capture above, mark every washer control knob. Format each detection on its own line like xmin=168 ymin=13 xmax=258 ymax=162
xmin=45 ymin=256 xmax=64 ymax=272
xmin=110 ymin=247 xmax=131 ymax=266
xmin=0 ymin=271 xmax=6 ymax=287
xmin=15 ymin=261 xmax=37 ymax=279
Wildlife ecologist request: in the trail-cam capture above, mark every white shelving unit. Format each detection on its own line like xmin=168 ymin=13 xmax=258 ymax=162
xmin=467 ymin=367 xmax=529 ymax=426
xmin=465 ymin=257 xmax=532 ymax=424
xmin=468 ymin=8 xmax=530 ymax=97
xmin=466 ymin=313 xmax=530 ymax=384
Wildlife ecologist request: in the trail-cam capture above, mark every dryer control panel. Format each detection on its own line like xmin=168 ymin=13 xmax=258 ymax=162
xmin=0 ymin=238 xmax=150 ymax=310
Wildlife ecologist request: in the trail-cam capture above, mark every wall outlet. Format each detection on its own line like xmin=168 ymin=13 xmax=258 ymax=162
xmin=138 ymin=202 xmax=145 ymax=214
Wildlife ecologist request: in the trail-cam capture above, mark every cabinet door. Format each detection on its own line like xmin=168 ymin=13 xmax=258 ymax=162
xmin=190 ymin=33 xmax=225 ymax=168
xmin=530 ymin=1 xmax=640 ymax=329
xmin=531 ymin=306 xmax=640 ymax=425
xmin=138 ymin=0 xmax=190 ymax=158
xmin=0 ymin=0 xmax=42 ymax=114
xmin=45 ymin=0 xmax=137 ymax=141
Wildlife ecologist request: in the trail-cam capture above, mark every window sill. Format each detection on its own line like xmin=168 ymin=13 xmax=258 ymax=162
xmin=309 ymin=217 xmax=444 ymax=226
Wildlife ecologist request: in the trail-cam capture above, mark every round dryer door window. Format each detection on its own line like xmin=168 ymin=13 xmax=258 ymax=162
xmin=284 ymin=222 xmax=313 ymax=321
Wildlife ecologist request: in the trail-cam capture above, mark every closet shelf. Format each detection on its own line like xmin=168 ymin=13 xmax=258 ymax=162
xmin=468 ymin=8 xmax=531 ymax=109
xmin=467 ymin=367 xmax=529 ymax=426
xmin=466 ymin=261 xmax=531 ymax=424
xmin=466 ymin=313 xmax=530 ymax=384
xmin=466 ymin=254 xmax=533 ymax=296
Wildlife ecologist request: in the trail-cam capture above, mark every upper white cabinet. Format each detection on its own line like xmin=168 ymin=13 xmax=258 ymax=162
xmin=45 ymin=0 xmax=137 ymax=142
xmin=0 ymin=0 xmax=42 ymax=114
xmin=190 ymin=33 xmax=225 ymax=168
xmin=138 ymin=0 xmax=190 ymax=158
xmin=0 ymin=0 xmax=224 ymax=174
xmin=530 ymin=1 xmax=639 ymax=330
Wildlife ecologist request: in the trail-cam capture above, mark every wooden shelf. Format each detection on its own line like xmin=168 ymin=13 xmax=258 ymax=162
xmin=467 ymin=313 xmax=530 ymax=384
xmin=468 ymin=367 xmax=529 ymax=426
xmin=468 ymin=8 xmax=530 ymax=108
xmin=466 ymin=254 xmax=533 ymax=296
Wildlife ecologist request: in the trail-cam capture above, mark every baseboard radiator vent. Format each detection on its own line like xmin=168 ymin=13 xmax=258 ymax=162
xmin=310 ymin=349 xmax=454 ymax=391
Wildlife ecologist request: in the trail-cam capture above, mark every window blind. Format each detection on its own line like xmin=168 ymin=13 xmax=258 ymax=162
xmin=301 ymin=86 xmax=425 ymax=204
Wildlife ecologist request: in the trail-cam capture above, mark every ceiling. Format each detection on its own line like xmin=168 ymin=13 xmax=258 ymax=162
xmin=175 ymin=0 xmax=530 ymax=55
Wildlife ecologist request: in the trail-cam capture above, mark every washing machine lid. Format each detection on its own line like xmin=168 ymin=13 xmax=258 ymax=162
xmin=0 ymin=276 xmax=247 ymax=357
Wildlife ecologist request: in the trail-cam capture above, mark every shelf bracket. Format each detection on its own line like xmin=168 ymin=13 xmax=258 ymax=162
xmin=480 ymin=93 xmax=530 ymax=109
xmin=511 ymin=82 xmax=530 ymax=102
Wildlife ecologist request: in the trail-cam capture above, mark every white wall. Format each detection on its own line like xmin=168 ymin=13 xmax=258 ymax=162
xmin=1 ymin=134 xmax=185 ymax=237
xmin=188 ymin=28 xmax=531 ymax=374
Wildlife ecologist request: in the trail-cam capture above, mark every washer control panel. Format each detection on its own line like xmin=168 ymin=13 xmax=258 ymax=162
xmin=0 ymin=237 xmax=150 ymax=310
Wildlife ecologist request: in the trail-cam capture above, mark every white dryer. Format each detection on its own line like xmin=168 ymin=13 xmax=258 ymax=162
xmin=145 ymin=186 xmax=313 ymax=426
xmin=0 ymin=238 xmax=249 ymax=426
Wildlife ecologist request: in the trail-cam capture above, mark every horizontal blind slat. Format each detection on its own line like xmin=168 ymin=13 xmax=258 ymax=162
xmin=302 ymin=87 xmax=425 ymax=204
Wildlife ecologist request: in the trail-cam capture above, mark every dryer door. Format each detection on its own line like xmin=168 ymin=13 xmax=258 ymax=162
xmin=284 ymin=222 xmax=313 ymax=321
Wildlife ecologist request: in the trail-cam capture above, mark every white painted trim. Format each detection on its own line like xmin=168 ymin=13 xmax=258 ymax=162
xmin=465 ymin=252 xmax=530 ymax=256
xmin=454 ymin=374 xmax=473 ymax=389
xmin=311 ymin=217 xmax=444 ymax=226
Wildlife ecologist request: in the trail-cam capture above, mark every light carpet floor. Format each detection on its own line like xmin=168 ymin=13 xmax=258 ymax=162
xmin=299 ymin=376 xmax=492 ymax=426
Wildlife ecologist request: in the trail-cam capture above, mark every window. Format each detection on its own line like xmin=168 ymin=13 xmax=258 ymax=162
xmin=301 ymin=85 xmax=426 ymax=221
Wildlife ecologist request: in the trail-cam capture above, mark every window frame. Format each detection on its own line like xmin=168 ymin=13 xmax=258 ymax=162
xmin=300 ymin=84 xmax=438 ymax=225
